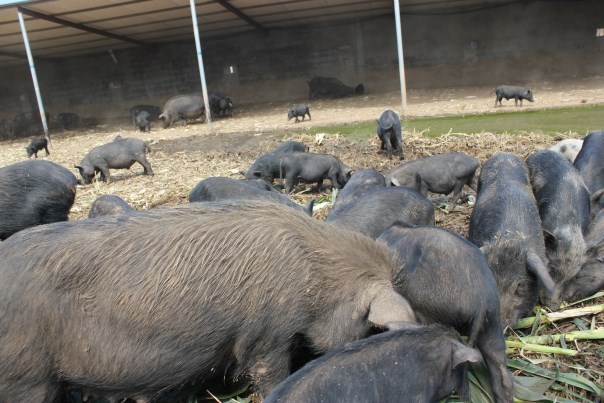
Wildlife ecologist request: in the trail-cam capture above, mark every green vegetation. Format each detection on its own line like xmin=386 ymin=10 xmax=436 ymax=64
xmin=306 ymin=104 xmax=604 ymax=140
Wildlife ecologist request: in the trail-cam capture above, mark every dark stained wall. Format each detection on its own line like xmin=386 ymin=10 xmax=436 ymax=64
xmin=0 ymin=0 xmax=602 ymax=119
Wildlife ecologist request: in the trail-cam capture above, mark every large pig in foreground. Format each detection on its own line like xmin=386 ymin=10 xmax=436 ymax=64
xmin=0 ymin=201 xmax=415 ymax=401
xmin=469 ymin=153 xmax=555 ymax=326
xmin=378 ymin=224 xmax=513 ymax=403
xmin=159 ymin=94 xmax=205 ymax=128
xmin=386 ymin=152 xmax=479 ymax=210
xmin=0 ymin=160 xmax=78 ymax=240
xmin=326 ymin=186 xmax=435 ymax=239
xmin=75 ymin=137 xmax=153 ymax=184
xmin=264 ymin=324 xmax=482 ymax=403
xmin=526 ymin=150 xmax=590 ymax=307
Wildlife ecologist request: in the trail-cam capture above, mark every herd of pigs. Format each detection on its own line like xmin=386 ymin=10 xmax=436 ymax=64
xmin=0 ymin=77 xmax=601 ymax=403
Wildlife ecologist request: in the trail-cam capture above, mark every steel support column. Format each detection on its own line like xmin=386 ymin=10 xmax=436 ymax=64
xmin=393 ymin=0 xmax=408 ymax=118
xmin=17 ymin=10 xmax=50 ymax=145
xmin=190 ymin=0 xmax=212 ymax=132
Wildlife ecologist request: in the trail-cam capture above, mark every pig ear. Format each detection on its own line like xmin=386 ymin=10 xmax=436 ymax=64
xmin=368 ymin=289 xmax=415 ymax=328
xmin=451 ymin=341 xmax=483 ymax=369
xmin=526 ymin=250 xmax=556 ymax=296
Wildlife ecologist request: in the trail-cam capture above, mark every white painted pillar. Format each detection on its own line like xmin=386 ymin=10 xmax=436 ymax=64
xmin=18 ymin=11 xmax=51 ymax=145
xmin=189 ymin=0 xmax=212 ymax=132
xmin=393 ymin=0 xmax=408 ymax=118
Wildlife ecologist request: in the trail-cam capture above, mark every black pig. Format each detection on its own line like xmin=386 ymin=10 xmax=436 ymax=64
xmin=279 ymin=152 xmax=351 ymax=194
xmin=75 ymin=137 xmax=153 ymax=184
xmin=567 ymin=210 xmax=604 ymax=301
xmin=494 ymin=85 xmax=534 ymax=107
xmin=209 ymin=92 xmax=234 ymax=117
xmin=129 ymin=104 xmax=160 ymax=127
xmin=244 ymin=141 xmax=308 ymax=183
xmin=0 ymin=200 xmax=415 ymax=400
xmin=307 ymin=76 xmax=363 ymax=100
xmin=378 ymin=224 xmax=513 ymax=403
xmin=526 ymin=150 xmax=590 ymax=307
xmin=329 ymin=168 xmax=386 ymax=217
xmin=265 ymin=323 xmax=481 ymax=403
xmin=0 ymin=160 xmax=78 ymax=240
xmin=159 ymin=94 xmax=205 ymax=128
xmin=574 ymin=131 xmax=604 ymax=213
xmin=135 ymin=111 xmax=151 ymax=132
xmin=376 ymin=110 xmax=403 ymax=160
xmin=188 ymin=176 xmax=313 ymax=216
xmin=386 ymin=152 xmax=479 ymax=210
xmin=88 ymin=195 xmax=136 ymax=218
xmin=469 ymin=153 xmax=555 ymax=326
xmin=25 ymin=137 xmax=50 ymax=158
xmin=326 ymin=186 xmax=435 ymax=239
xmin=287 ymin=105 xmax=311 ymax=123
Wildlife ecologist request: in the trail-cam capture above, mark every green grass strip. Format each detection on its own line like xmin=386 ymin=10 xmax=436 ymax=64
xmin=305 ymin=104 xmax=604 ymax=140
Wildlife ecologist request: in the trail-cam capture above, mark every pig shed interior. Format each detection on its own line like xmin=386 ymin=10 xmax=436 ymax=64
xmin=0 ymin=0 xmax=602 ymax=122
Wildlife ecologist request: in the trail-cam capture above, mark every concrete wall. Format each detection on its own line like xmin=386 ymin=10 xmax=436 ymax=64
xmin=0 ymin=0 xmax=602 ymax=119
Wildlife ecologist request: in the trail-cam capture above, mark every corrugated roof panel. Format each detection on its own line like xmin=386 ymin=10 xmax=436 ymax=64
xmin=0 ymin=0 xmax=513 ymax=66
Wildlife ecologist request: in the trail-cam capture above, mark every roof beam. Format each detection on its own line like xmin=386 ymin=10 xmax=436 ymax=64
xmin=213 ymin=0 xmax=267 ymax=33
xmin=0 ymin=50 xmax=27 ymax=59
xmin=17 ymin=6 xmax=156 ymax=49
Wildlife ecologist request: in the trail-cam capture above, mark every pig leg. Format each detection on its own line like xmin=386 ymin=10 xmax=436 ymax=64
xmin=137 ymin=157 xmax=154 ymax=176
xmin=447 ymin=181 xmax=466 ymax=210
xmin=248 ymin=353 xmax=291 ymax=397
xmin=327 ymin=175 xmax=340 ymax=190
xmin=96 ymin=164 xmax=111 ymax=184
xmin=34 ymin=151 xmax=39 ymax=158
xmin=234 ymin=336 xmax=291 ymax=397
xmin=476 ymin=327 xmax=514 ymax=403
xmin=395 ymin=137 xmax=404 ymax=160
xmin=307 ymin=111 xmax=311 ymax=120
xmin=284 ymin=174 xmax=296 ymax=194
xmin=44 ymin=145 xmax=50 ymax=156
xmin=383 ymin=137 xmax=393 ymax=160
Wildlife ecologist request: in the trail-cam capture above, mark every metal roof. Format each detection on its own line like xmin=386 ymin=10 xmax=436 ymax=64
xmin=0 ymin=0 xmax=512 ymax=67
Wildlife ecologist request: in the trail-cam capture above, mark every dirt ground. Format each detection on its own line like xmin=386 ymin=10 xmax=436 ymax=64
xmin=0 ymin=76 xmax=602 ymax=400
xmin=1 ymin=75 xmax=602 ymax=220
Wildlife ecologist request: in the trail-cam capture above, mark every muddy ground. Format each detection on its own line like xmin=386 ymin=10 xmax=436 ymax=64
xmin=0 ymin=76 xmax=602 ymax=400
